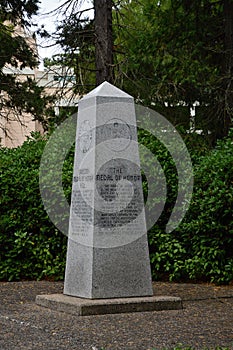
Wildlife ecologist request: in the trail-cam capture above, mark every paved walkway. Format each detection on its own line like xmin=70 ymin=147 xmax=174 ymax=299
xmin=0 ymin=281 xmax=233 ymax=349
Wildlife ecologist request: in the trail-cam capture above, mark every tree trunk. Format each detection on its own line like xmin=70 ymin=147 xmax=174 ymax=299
xmin=94 ymin=0 xmax=114 ymax=85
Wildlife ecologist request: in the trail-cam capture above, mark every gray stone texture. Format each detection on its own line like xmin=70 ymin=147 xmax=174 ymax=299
xmin=64 ymin=82 xmax=153 ymax=299
xmin=36 ymin=294 xmax=182 ymax=316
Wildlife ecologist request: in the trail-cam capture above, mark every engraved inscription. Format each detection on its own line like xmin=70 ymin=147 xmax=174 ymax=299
xmin=70 ymin=189 xmax=93 ymax=236
xmin=70 ymin=159 xmax=144 ymax=231
xmin=95 ymin=158 xmax=144 ymax=228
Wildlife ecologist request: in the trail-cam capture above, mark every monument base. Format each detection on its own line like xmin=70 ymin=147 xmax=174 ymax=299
xmin=36 ymin=294 xmax=182 ymax=316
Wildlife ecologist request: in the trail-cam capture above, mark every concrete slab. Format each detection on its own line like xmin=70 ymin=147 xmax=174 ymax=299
xmin=36 ymin=294 xmax=182 ymax=316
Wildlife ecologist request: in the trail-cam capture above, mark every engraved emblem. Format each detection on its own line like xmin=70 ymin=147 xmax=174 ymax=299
xmin=104 ymin=118 xmax=132 ymax=152
xmin=79 ymin=120 xmax=92 ymax=153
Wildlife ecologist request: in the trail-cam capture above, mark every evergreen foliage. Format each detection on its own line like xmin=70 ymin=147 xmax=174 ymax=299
xmin=0 ymin=0 xmax=52 ymax=128
xmin=49 ymin=0 xmax=233 ymax=142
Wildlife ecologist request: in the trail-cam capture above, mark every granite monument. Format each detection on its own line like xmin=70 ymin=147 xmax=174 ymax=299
xmin=63 ymin=82 xmax=153 ymax=299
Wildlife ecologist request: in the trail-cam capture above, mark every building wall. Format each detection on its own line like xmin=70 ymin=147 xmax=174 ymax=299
xmin=0 ymin=115 xmax=43 ymax=148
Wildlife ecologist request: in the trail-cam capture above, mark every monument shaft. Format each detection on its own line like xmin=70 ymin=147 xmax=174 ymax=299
xmin=64 ymin=82 xmax=153 ymax=299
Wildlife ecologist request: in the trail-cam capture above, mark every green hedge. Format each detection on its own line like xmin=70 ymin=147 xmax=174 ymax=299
xmin=0 ymin=130 xmax=233 ymax=284
xmin=148 ymin=131 xmax=233 ymax=284
xmin=0 ymin=134 xmax=67 ymax=281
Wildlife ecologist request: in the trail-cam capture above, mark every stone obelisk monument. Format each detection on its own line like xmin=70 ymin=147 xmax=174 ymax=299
xmin=36 ymin=82 xmax=182 ymax=315
xmin=63 ymin=82 xmax=153 ymax=299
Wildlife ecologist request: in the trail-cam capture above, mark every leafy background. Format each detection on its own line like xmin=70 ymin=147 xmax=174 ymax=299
xmin=0 ymin=130 xmax=232 ymax=284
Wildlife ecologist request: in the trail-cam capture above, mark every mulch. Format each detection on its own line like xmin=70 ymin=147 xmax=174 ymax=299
xmin=0 ymin=281 xmax=233 ymax=350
